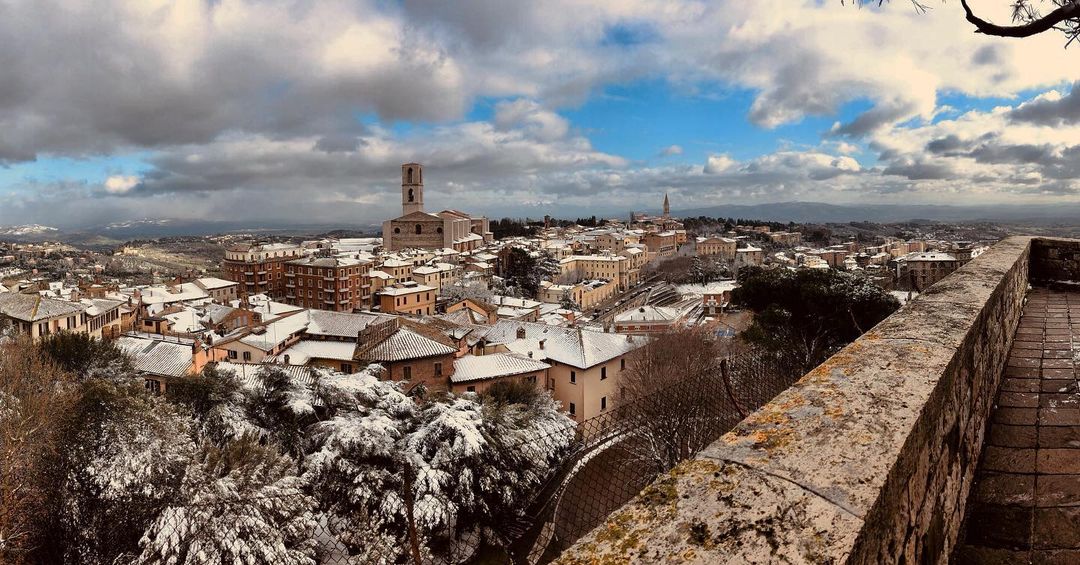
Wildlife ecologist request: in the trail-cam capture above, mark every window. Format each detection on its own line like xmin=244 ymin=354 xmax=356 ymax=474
xmin=415 ymin=224 xmax=422 ymax=234
xmin=394 ymin=227 xmax=400 ymax=234
xmin=437 ymin=227 xmax=443 ymax=234
xmin=228 ymin=350 xmax=238 ymax=359
xmin=408 ymin=188 xmax=415 ymax=202
xmin=403 ymin=366 xmax=412 ymax=380
xmin=620 ymin=358 xmax=626 ymax=370
xmin=601 ymin=396 xmax=607 ymax=410
xmin=569 ymin=402 xmax=576 ymax=416
xmin=601 ymin=367 xmax=607 ymax=380
xmin=467 ymin=385 xmax=476 ymax=392
xmin=570 ymin=371 xmax=576 ymax=384
xmin=145 ymin=379 xmax=162 ymax=395
xmin=527 ymin=375 xmax=537 ymax=385
xmin=242 ymin=351 xmax=252 ymax=361
xmin=434 ymin=362 xmax=443 ymax=377
xmin=341 ymin=363 xmax=353 ymax=373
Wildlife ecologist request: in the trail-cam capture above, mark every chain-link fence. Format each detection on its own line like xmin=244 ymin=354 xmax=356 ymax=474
xmin=34 ymin=347 xmax=800 ymax=565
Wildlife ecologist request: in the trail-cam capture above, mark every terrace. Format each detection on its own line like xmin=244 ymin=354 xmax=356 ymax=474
xmin=556 ymin=236 xmax=1080 ymax=564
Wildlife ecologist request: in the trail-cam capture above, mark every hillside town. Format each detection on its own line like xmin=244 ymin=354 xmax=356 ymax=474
xmin=0 ymin=163 xmax=997 ymax=427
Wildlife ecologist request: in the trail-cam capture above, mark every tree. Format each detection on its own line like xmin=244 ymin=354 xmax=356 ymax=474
xmin=304 ymin=368 xmax=574 ymax=561
xmin=440 ymin=282 xmax=494 ymax=304
xmin=133 ymin=437 xmax=317 ymax=565
xmin=56 ymin=379 xmax=196 ymax=564
xmin=732 ymin=266 xmax=900 ymax=373
xmin=0 ymin=337 xmax=76 ymax=565
xmin=38 ymin=331 xmax=133 ymax=380
xmin=502 ymin=247 xmax=540 ymax=298
xmin=617 ymin=328 xmax=733 ymax=472
xmin=853 ymin=0 xmax=1080 ymax=43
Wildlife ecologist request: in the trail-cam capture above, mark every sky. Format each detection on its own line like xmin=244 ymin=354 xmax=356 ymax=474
xmin=2 ymin=0 xmax=1080 ymax=228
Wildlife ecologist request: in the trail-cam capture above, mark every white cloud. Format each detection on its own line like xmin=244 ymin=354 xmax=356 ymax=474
xmin=659 ymin=144 xmax=683 ymax=156
xmin=103 ymin=175 xmax=140 ymax=195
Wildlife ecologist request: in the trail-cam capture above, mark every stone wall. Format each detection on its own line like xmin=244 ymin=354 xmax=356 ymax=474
xmin=556 ymin=236 xmax=1037 ymax=565
xmin=1031 ymin=237 xmax=1080 ymax=285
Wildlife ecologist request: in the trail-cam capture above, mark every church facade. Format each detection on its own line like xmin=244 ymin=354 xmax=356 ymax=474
xmin=381 ymin=163 xmax=493 ymax=252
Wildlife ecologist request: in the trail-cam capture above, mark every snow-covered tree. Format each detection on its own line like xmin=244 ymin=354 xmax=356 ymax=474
xmin=440 ymin=282 xmax=494 ymax=304
xmin=133 ymin=436 xmax=317 ymax=565
xmin=59 ymin=380 xmax=195 ymax=564
xmin=303 ymin=368 xmax=575 ymax=561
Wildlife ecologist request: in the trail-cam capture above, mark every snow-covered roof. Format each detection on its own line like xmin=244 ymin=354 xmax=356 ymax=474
xmin=615 ymin=305 xmax=682 ymax=324
xmin=214 ymin=361 xmax=317 ymax=391
xmin=305 ymin=309 xmax=391 ymax=339
xmin=0 ymin=293 xmax=85 ymax=322
xmin=379 ymin=283 xmax=435 ymax=296
xmin=355 ymin=318 xmax=458 ymax=362
xmin=675 ymin=281 xmax=738 ymax=296
xmin=115 ymin=334 xmax=194 ymax=378
xmin=905 ymin=252 xmax=958 ymax=262
xmin=451 ymin=353 xmax=550 ymax=383
xmin=81 ymin=298 xmax=123 ymax=317
xmin=268 ymin=340 xmax=358 ymax=364
xmin=196 ymin=277 xmax=237 ymax=290
xmin=162 ymin=308 xmax=203 ymax=334
xmin=483 ymin=320 xmax=646 ymax=369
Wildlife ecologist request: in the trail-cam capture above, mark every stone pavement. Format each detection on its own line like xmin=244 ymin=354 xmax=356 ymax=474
xmin=955 ymin=288 xmax=1080 ymax=564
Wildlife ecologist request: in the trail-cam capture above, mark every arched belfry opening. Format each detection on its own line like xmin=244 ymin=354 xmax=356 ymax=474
xmin=402 ymin=162 xmax=424 ymax=215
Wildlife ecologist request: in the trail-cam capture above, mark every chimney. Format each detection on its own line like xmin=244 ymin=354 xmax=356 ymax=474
xmin=528 ymin=351 xmax=533 ymax=358
xmin=516 ymin=327 xmax=526 ymax=339
xmin=539 ymin=339 xmax=546 ymax=350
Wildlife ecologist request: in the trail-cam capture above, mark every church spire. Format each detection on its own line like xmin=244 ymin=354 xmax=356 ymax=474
xmin=662 ymin=193 xmax=670 ymax=218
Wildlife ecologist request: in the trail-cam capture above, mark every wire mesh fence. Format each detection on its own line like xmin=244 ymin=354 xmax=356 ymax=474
xmin=16 ymin=346 xmax=800 ymax=565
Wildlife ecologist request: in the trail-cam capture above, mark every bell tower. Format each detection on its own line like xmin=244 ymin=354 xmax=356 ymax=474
xmin=402 ymin=163 xmax=424 ymax=215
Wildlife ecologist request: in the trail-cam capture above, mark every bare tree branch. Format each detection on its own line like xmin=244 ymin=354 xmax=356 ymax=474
xmin=960 ymin=0 xmax=1080 ymax=37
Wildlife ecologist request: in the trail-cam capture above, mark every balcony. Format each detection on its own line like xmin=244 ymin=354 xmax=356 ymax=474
xmin=284 ymin=272 xmax=295 ymax=278
xmin=559 ymin=237 xmax=1080 ymax=564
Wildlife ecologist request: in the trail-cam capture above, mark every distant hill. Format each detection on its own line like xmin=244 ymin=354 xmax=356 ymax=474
xmin=0 ymin=218 xmax=384 ymax=244
xmin=673 ymin=201 xmax=1080 ymax=224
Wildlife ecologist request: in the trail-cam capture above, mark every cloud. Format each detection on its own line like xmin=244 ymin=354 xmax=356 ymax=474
xmin=703 ymin=153 xmax=735 ymax=173
xmin=1009 ymin=83 xmax=1080 ymax=127
xmin=4 ymin=0 xmax=1080 ymax=226
xmin=103 ymin=175 xmax=140 ymax=195
xmin=659 ymin=144 xmax=683 ymax=156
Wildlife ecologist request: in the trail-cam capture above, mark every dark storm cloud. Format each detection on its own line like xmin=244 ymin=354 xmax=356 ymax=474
xmin=833 ymin=101 xmax=920 ymax=137
xmin=1009 ymin=82 xmax=1080 ymax=127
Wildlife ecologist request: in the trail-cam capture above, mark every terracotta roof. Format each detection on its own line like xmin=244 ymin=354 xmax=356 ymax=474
xmin=354 ymin=317 xmax=458 ymax=362
xmin=451 ymin=353 xmax=550 ymax=383
xmin=0 ymin=293 xmax=84 ymax=322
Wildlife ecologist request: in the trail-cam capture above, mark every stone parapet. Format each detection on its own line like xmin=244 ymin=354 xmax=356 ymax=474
xmin=556 ymin=236 xmax=1041 ymax=564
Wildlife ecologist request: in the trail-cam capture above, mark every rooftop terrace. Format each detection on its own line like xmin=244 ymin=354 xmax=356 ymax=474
xmin=556 ymin=236 xmax=1080 ymax=564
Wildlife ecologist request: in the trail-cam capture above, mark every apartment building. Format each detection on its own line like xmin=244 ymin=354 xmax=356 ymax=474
xmin=560 ymin=254 xmax=637 ymax=291
xmin=901 ymin=252 xmax=959 ymax=291
xmin=644 ymin=231 xmax=678 ymax=260
xmin=411 ymin=262 xmax=460 ymax=293
xmin=285 ymin=255 xmax=372 ymax=312
xmin=696 ymin=236 xmax=738 ymax=260
xmin=222 ymin=243 xmax=305 ymax=300
xmin=379 ymin=281 xmax=436 ymax=316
